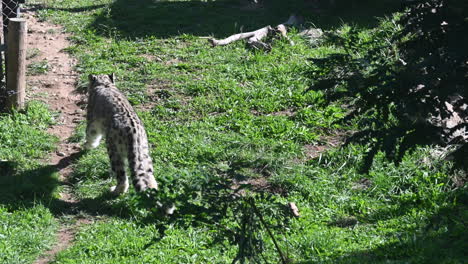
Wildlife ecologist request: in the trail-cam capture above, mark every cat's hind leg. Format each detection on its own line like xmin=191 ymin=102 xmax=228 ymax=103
xmin=84 ymin=121 xmax=103 ymax=150
xmin=107 ymin=138 xmax=129 ymax=195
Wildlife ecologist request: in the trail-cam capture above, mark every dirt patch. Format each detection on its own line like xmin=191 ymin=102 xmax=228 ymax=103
xmin=33 ymin=218 xmax=91 ymax=264
xmin=230 ymin=177 xmax=287 ymax=196
xmin=304 ymin=131 xmax=348 ymax=160
xmin=24 ymin=9 xmax=85 ymax=179
xmin=303 ymin=144 xmax=330 ymax=160
xmin=22 ymin=7 xmax=88 ymax=263
xmin=139 ymin=54 xmax=163 ymax=62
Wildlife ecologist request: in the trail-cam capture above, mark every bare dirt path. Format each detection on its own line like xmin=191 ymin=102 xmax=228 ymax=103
xmin=21 ymin=8 xmax=89 ymax=264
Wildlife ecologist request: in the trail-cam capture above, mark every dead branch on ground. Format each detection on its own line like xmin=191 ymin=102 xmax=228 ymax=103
xmin=207 ymin=14 xmax=303 ymax=51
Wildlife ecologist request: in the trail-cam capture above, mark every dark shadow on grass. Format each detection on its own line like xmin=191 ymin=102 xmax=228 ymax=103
xmin=0 ymin=155 xmax=135 ymax=218
xmin=0 ymin=162 xmax=61 ymax=209
xmin=0 ymin=151 xmax=110 ymax=215
xmin=84 ymin=0 xmax=404 ymax=39
xmin=128 ymin=169 xmax=291 ymax=263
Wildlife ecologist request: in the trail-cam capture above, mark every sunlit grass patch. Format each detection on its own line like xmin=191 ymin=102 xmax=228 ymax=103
xmin=0 ymin=205 xmax=58 ymax=264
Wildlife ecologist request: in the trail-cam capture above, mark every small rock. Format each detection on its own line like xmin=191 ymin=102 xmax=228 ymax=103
xmin=56 ymin=151 xmax=66 ymax=157
xmin=288 ymin=202 xmax=300 ymax=217
xmin=299 ymin=28 xmax=324 ymax=44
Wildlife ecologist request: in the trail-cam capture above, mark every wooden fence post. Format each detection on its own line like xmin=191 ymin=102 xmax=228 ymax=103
xmin=6 ymin=18 xmax=26 ymax=110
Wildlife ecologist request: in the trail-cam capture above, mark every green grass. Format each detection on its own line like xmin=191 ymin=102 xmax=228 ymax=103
xmin=26 ymin=47 xmax=42 ymax=60
xmin=0 ymin=205 xmax=57 ymax=264
xmin=0 ymin=101 xmax=59 ymax=263
xmin=0 ymin=101 xmax=57 ymax=164
xmin=3 ymin=0 xmax=465 ymax=263
xmin=54 ymin=220 xmax=236 ymax=263
xmin=27 ymin=59 xmax=50 ymax=75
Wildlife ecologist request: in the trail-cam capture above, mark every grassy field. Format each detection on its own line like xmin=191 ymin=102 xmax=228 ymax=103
xmin=0 ymin=102 xmax=59 ymax=263
xmin=1 ymin=0 xmax=466 ymax=263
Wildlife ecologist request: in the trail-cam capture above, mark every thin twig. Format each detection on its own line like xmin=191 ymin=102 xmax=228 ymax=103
xmin=248 ymin=198 xmax=287 ymax=264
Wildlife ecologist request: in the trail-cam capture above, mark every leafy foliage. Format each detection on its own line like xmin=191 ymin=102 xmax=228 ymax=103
xmin=27 ymin=59 xmax=50 ymax=75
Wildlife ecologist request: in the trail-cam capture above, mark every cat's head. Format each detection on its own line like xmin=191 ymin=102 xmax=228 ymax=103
xmin=88 ymin=73 xmax=115 ymax=91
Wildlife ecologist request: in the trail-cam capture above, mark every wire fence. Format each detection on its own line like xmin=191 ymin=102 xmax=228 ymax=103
xmin=0 ymin=0 xmax=23 ymax=87
xmin=2 ymin=0 xmax=21 ymax=37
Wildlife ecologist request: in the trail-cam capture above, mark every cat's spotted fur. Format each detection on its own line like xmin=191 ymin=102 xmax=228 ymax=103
xmin=85 ymin=74 xmax=158 ymax=195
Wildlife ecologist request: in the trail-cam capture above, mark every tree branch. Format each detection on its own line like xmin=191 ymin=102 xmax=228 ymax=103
xmin=208 ymin=14 xmax=302 ymax=50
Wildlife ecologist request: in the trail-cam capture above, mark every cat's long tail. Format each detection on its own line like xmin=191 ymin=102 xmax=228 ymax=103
xmin=128 ymin=130 xmax=158 ymax=192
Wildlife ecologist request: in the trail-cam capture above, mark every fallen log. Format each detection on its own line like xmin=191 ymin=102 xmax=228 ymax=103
xmin=207 ymin=14 xmax=302 ymax=51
